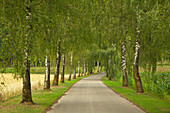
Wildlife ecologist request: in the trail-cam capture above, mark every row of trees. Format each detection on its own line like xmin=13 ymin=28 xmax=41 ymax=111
xmin=0 ymin=0 xmax=169 ymax=103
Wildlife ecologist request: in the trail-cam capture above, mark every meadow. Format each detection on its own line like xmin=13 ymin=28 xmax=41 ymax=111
xmin=0 ymin=71 xmax=73 ymax=101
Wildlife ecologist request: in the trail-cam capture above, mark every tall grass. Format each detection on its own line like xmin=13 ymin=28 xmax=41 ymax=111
xmin=109 ymin=65 xmax=170 ymax=100
xmin=126 ymin=72 xmax=170 ymax=100
xmin=0 ymin=73 xmax=73 ymax=101
xmin=141 ymin=72 xmax=170 ymax=99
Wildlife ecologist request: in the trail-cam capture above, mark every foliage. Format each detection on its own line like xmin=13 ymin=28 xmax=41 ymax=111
xmin=0 ymin=0 xmax=169 ymax=105
xmin=141 ymin=72 xmax=170 ymax=98
xmin=119 ymin=71 xmax=170 ymax=99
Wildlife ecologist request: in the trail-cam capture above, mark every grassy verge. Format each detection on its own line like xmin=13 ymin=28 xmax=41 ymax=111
xmin=102 ymin=76 xmax=170 ymax=113
xmin=0 ymin=75 xmax=90 ymax=113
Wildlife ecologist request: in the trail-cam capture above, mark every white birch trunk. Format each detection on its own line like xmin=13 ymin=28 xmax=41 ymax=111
xmin=122 ymin=40 xmax=128 ymax=86
xmin=97 ymin=61 xmax=99 ymax=72
xmin=108 ymin=55 xmax=111 ymax=80
xmin=81 ymin=59 xmax=83 ymax=76
xmin=21 ymin=1 xmax=33 ymax=103
xmin=133 ymin=6 xmax=144 ymax=93
xmin=53 ymin=38 xmax=61 ymax=86
xmin=61 ymin=54 xmax=65 ymax=83
xmin=44 ymin=56 xmax=50 ymax=90
xmin=68 ymin=54 xmax=73 ymax=81
xmin=84 ymin=61 xmax=86 ymax=76
xmin=87 ymin=61 xmax=89 ymax=75
xmin=78 ymin=60 xmax=80 ymax=77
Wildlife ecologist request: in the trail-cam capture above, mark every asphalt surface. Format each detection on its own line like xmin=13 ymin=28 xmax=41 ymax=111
xmin=47 ymin=72 xmax=145 ymax=113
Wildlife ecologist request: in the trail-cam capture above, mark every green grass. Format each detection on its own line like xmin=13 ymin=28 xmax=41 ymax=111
xmin=102 ymin=76 xmax=170 ymax=113
xmin=0 ymin=75 xmax=89 ymax=113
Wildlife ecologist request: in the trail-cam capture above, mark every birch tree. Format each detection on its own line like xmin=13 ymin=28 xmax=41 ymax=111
xmin=132 ymin=4 xmax=144 ymax=93
xmin=53 ymin=38 xmax=61 ymax=86
xmin=97 ymin=61 xmax=99 ymax=72
xmin=78 ymin=60 xmax=81 ymax=77
xmin=60 ymin=54 xmax=65 ymax=83
xmin=68 ymin=54 xmax=73 ymax=81
xmin=44 ymin=56 xmax=50 ymax=90
xmin=21 ymin=0 xmax=33 ymax=103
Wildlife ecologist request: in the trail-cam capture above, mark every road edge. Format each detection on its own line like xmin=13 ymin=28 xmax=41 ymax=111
xmin=43 ymin=73 xmax=95 ymax=113
xmin=100 ymin=76 xmax=149 ymax=113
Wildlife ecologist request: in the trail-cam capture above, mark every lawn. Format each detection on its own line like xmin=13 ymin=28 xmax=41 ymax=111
xmin=102 ymin=76 xmax=170 ymax=113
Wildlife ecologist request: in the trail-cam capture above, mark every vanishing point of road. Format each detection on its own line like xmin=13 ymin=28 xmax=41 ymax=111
xmin=47 ymin=72 xmax=145 ymax=113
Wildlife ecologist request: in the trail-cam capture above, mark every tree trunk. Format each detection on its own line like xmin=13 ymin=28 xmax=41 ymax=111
xmin=21 ymin=1 xmax=33 ymax=103
xmin=97 ymin=61 xmax=99 ymax=72
xmin=61 ymin=54 xmax=65 ymax=83
xmin=81 ymin=60 xmax=83 ymax=76
xmin=44 ymin=56 xmax=50 ymax=90
xmin=121 ymin=2 xmax=128 ymax=87
xmin=93 ymin=61 xmax=95 ymax=73
xmin=68 ymin=54 xmax=73 ymax=81
xmin=108 ymin=55 xmax=111 ymax=80
xmin=133 ymin=6 xmax=144 ymax=93
xmin=21 ymin=52 xmax=33 ymax=103
xmin=106 ymin=60 xmax=109 ymax=77
xmin=78 ymin=60 xmax=80 ymax=77
xmin=73 ymin=65 xmax=76 ymax=79
xmin=53 ymin=38 xmax=61 ymax=86
xmin=87 ymin=61 xmax=89 ymax=75
xmin=122 ymin=40 xmax=128 ymax=87
xmin=84 ymin=61 xmax=86 ymax=76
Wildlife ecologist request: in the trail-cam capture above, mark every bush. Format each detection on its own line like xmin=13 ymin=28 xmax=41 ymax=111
xmin=141 ymin=72 xmax=170 ymax=98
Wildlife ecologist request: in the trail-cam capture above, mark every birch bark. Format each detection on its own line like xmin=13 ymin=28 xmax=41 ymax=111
xmin=122 ymin=40 xmax=128 ymax=86
xmin=21 ymin=0 xmax=33 ymax=103
xmin=61 ymin=54 xmax=65 ymax=83
xmin=68 ymin=54 xmax=73 ymax=81
xmin=84 ymin=61 xmax=86 ymax=75
xmin=44 ymin=56 xmax=50 ymax=90
xmin=108 ymin=55 xmax=111 ymax=80
xmin=78 ymin=60 xmax=80 ymax=77
xmin=87 ymin=62 xmax=89 ymax=75
xmin=121 ymin=2 xmax=128 ymax=87
xmin=97 ymin=61 xmax=99 ymax=72
xmin=133 ymin=6 xmax=144 ymax=93
xmin=53 ymin=38 xmax=61 ymax=86
xmin=81 ymin=60 xmax=83 ymax=76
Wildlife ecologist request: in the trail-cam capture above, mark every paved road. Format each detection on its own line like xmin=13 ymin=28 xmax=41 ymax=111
xmin=47 ymin=72 xmax=145 ymax=113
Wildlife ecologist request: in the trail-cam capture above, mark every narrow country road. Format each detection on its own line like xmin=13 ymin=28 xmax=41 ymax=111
xmin=47 ymin=72 xmax=145 ymax=113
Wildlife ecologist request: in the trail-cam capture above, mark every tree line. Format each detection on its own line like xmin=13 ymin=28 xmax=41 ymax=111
xmin=0 ymin=0 xmax=169 ymax=103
